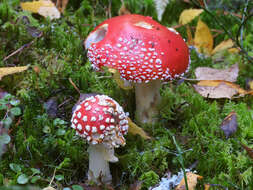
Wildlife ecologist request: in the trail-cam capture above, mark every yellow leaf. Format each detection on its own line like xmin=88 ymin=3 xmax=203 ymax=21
xmin=179 ymin=9 xmax=203 ymax=25
xmin=194 ymin=19 xmax=213 ymax=55
xmin=176 ymin=172 xmax=203 ymax=190
xmin=108 ymin=68 xmax=133 ymax=90
xmin=197 ymin=80 xmax=247 ymax=94
xmin=186 ymin=25 xmax=194 ymax=46
xmin=204 ymin=184 xmax=211 ymax=190
xmin=197 ymin=80 xmax=247 ymax=95
xmin=249 ymin=80 xmax=253 ymax=90
xmin=0 ymin=66 xmax=29 ymax=80
xmin=20 ymin=0 xmax=60 ymax=19
xmin=228 ymin=47 xmax=240 ymax=53
xmin=127 ymin=117 xmax=151 ymax=140
xmin=212 ymin=39 xmax=234 ymax=55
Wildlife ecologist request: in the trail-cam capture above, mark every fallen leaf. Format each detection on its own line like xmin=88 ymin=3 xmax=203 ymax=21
xmin=129 ymin=180 xmax=143 ymax=190
xmin=0 ymin=66 xmax=29 ymax=80
xmin=20 ymin=0 xmax=60 ymax=19
xmin=195 ymin=64 xmax=239 ymax=82
xmin=241 ymin=143 xmax=253 ymax=160
xmin=175 ymin=172 xmax=203 ymax=190
xmin=193 ymin=80 xmax=248 ymax=99
xmin=194 ymin=19 xmax=213 ymax=55
xmin=56 ymin=0 xmax=69 ymax=13
xmin=153 ymin=0 xmax=170 ymax=21
xmin=108 ymin=68 xmax=133 ymax=90
xmin=127 ymin=117 xmax=151 ymax=140
xmin=228 ymin=47 xmax=240 ymax=53
xmin=204 ymin=184 xmax=211 ymax=190
xmin=179 ymin=9 xmax=203 ymax=25
xmin=211 ymin=39 xmax=234 ymax=55
xmin=220 ymin=111 xmax=237 ymax=138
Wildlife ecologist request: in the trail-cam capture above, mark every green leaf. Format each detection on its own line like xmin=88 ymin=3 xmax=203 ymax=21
xmin=56 ymin=129 xmax=66 ymax=136
xmin=0 ymin=104 xmax=8 ymax=110
xmin=0 ymin=134 xmax=10 ymax=144
xmin=10 ymin=99 xmax=20 ymax=106
xmin=9 ymin=163 xmax=22 ymax=173
xmin=43 ymin=126 xmax=51 ymax=134
xmin=31 ymin=168 xmax=41 ymax=175
xmin=30 ymin=175 xmax=41 ymax=183
xmin=71 ymin=185 xmax=83 ymax=190
xmin=55 ymin=174 xmax=64 ymax=181
xmin=57 ymin=158 xmax=70 ymax=170
xmin=53 ymin=118 xmax=67 ymax=126
xmin=3 ymin=117 xmax=12 ymax=126
xmin=0 ymin=173 xmax=3 ymax=185
xmin=10 ymin=107 xmax=21 ymax=116
xmin=17 ymin=174 xmax=28 ymax=184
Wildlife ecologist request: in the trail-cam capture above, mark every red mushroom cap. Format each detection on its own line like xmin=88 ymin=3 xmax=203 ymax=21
xmin=85 ymin=14 xmax=190 ymax=83
xmin=71 ymin=95 xmax=128 ymax=147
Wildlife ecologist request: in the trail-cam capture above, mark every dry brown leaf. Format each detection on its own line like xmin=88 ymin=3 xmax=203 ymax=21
xmin=108 ymin=68 xmax=133 ymax=90
xmin=193 ymin=83 xmax=238 ymax=99
xmin=241 ymin=143 xmax=253 ymax=160
xmin=194 ymin=19 xmax=213 ymax=55
xmin=211 ymin=39 xmax=234 ymax=55
xmin=127 ymin=117 xmax=151 ymax=140
xmin=179 ymin=9 xmax=203 ymax=25
xmin=175 ymin=172 xmax=203 ymax=190
xmin=193 ymin=80 xmax=247 ymax=99
xmin=20 ymin=0 xmax=60 ymax=19
xmin=220 ymin=111 xmax=237 ymax=138
xmin=195 ymin=64 xmax=239 ymax=82
xmin=186 ymin=25 xmax=194 ymax=46
xmin=0 ymin=66 xmax=29 ymax=80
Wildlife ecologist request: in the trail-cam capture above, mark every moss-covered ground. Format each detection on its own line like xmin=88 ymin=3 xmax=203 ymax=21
xmin=0 ymin=0 xmax=253 ymax=189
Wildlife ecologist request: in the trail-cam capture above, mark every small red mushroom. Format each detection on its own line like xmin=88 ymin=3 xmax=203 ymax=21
xmin=85 ymin=14 xmax=190 ymax=124
xmin=71 ymin=94 xmax=128 ymax=184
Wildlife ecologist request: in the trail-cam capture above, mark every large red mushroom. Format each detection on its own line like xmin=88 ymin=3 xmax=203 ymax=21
xmin=71 ymin=94 xmax=128 ymax=184
xmin=85 ymin=14 xmax=190 ymax=124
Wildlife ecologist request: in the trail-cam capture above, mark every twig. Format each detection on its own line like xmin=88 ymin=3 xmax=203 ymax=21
xmin=58 ymin=98 xmax=72 ymax=108
xmin=3 ymin=39 xmax=35 ymax=61
xmin=167 ymin=131 xmax=189 ymax=190
xmin=69 ymin=78 xmax=81 ymax=94
xmin=179 ymin=76 xmax=200 ymax=81
xmin=49 ymin=168 xmax=57 ymax=186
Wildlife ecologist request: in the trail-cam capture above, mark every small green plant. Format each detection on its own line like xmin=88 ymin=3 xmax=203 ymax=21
xmin=0 ymin=93 xmax=21 ymax=158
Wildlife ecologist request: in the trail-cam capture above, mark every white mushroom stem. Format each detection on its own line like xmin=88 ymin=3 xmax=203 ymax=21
xmin=88 ymin=143 xmax=118 ymax=184
xmin=135 ymin=80 xmax=161 ymax=124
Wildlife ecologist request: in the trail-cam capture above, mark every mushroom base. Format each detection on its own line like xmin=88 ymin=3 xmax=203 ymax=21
xmin=88 ymin=144 xmax=118 ymax=184
xmin=135 ymin=80 xmax=161 ymax=124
